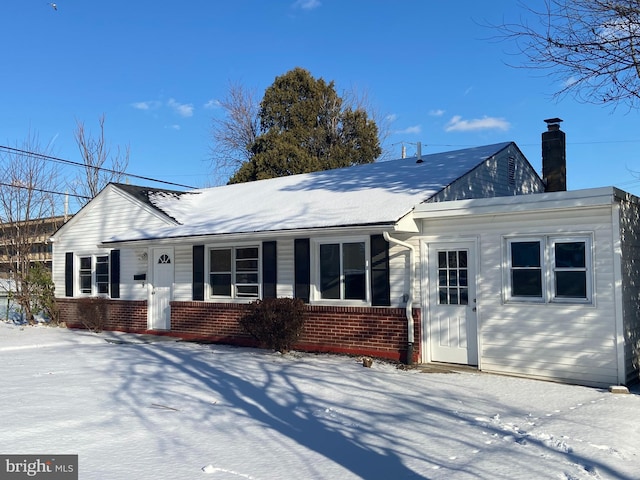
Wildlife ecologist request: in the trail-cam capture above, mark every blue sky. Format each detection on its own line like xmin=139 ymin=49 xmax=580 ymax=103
xmin=2 ymin=0 xmax=640 ymax=209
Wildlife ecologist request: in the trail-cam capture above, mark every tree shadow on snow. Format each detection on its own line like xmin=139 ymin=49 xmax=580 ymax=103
xmin=101 ymin=341 xmax=635 ymax=480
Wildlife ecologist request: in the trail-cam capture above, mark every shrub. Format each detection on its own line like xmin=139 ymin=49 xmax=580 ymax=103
xmin=76 ymin=297 xmax=109 ymax=332
xmin=27 ymin=263 xmax=59 ymax=325
xmin=239 ymin=297 xmax=306 ymax=353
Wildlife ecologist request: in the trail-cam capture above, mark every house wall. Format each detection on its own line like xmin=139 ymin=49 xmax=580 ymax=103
xmin=163 ymin=232 xmax=420 ymax=361
xmin=419 ymin=204 xmax=621 ymax=387
xmin=617 ymin=194 xmax=640 ymax=384
xmin=430 ymin=144 xmax=545 ymax=202
xmin=55 ymin=224 xmax=423 ymax=361
xmin=52 ymin=186 xmax=175 ymax=302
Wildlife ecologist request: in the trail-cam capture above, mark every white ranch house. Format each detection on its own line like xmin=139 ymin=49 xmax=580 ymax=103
xmin=51 ymin=120 xmax=640 ymax=388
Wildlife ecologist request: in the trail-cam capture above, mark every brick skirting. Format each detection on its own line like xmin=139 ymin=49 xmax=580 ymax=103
xmin=58 ymin=298 xmax=147 ymax=332
xmin=58 ymin=298 xmax=421 ymax=362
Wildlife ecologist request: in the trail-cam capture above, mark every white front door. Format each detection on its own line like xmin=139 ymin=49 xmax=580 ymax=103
xmin=149 ymin=248 xmax=174 ymax=330
xmin=427 ymin=242 xmax=478 ymax=365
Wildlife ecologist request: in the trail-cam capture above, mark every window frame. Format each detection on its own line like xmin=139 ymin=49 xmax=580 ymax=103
xmin=311 ymin=236 xmax=371 ymax=306
xmin=207 ymin=243 xmax=261 ymax=301
xmin=550 ymin=236 xmax=592 ymax=303
xmin=77 ymin=253 xmax=110 ymax=297
xmin=506 ymin=237 xmax=545 ymax=302
xmin=504 ymin=235 xmax=593 ymax=304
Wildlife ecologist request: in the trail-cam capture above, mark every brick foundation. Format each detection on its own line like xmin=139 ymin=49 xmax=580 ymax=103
xmin=58 ymin=298 xmax=147 ymax=332
xmin=58 ymin=298 xmax=421 ymax=363
xmin=296 ymin=305 xmax=421 ymax=362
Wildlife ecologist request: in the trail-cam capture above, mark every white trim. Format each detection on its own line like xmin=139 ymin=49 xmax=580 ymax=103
xmin=413 ymin=187 xmax=619 ymax=219
xmin=503 ymin=234 xmax=595 ymax=305
xmin=310 ymin=235 xmax=371 ymax=306
xmin=611 ymin=203 xmax=626 ymax=385
xmin=148 ymin=247 xmax=174 ymax=330
xmin=99 ymin=225 xmax=390 ymax=248
xmin=75 ymin=252 xmax=111 ymax=297
xmin=207 ymin=244 xmax=262 ymax=301
xmin=420 ymin=236 xmax=480 ymax=366
xmin=549 ymin=236 xmax=593 ymax=304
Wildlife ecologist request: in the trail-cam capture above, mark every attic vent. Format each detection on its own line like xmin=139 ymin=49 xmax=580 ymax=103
xmin=507 ymin=156 xmax=516 ymax=186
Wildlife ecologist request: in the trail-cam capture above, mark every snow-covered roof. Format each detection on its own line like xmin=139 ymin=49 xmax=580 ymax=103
xmin=109 ymin=142 xmax=513 ymax=242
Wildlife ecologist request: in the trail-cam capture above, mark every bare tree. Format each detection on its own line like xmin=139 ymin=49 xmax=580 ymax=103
xmin=72 ymin=114 xmax=130 ymax=204
xmin=497 ymin=0 xmax=640 ymax=109
xmin=0 ymin=132 xmax=61 ymax=323
xmin=341 ymin=84 xmax=393 ymax=160
xmin=209 ymin=82 xmax=260 ymax=185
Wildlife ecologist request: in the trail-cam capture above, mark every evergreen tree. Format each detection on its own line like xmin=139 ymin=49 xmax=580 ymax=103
xmin=228 ymin=68 xmax=381 ymax=184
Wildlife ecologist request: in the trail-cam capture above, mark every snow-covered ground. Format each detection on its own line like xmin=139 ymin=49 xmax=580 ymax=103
xmin=0 ymin=322 xmax=638 ymax=480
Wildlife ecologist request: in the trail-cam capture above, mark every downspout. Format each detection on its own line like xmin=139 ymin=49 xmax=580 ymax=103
xmin=383 ymin=231 xmax=415 ymax=365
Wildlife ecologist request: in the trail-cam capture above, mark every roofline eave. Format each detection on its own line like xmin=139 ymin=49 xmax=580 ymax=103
xmin=99 ymin=222 xmax=403 ymax=248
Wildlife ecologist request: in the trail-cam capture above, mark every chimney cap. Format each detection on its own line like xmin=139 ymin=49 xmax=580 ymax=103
xmin=544 ymin=117 xmax=563 ymax=125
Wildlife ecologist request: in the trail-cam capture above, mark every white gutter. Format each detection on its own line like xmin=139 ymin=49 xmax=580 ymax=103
xmin=383 ymin=231 xmax=415 ymax=365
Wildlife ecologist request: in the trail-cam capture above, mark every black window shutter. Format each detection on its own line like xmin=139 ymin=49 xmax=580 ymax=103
xmin=294 ymin=238 xmax=310 ymax=303
xmin=65 ymin=252 xmax=74 ymax=297
xmin=192 ymin=245 xmax=205 ymax=301
xmin=262 ymin=241 xmax=277 ymax=298
xmin=110 ymin=249 xmax=120 ymax=299
xmin=371 ymin=234 xmax=391 ymax=306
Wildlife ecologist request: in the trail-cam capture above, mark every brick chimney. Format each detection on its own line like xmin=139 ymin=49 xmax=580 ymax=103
xmin=542 ymin=118 xmax=566 ymax=192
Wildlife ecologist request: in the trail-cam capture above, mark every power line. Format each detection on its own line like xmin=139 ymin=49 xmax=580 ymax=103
xmin=0 ymin=145 xmax=197 ymax=190
xmin=0 ymin=181 xmax=90 ymax=200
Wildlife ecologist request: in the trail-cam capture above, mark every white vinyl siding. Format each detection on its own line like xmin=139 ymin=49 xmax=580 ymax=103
xmin=173 ymin=245 xmax=193 ymax=301
xmin=616 ymin=195 xmax=640 ymax=384
xmin=429 ymin=144 xmax=545 ymax=202
xmin=419 ymin=203 xmax=619 ymax=387
xmin=387 ymin=237 xmax=419 ymax=307
xmin=51 ymin=186 xmax=176 ymax=301
xmin=276 ymin=239 xmax=295 ymax=298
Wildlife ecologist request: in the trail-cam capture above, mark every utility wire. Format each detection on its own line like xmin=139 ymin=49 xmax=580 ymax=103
xmin=0 ymin=145 xmax=197 ymax=190
xmin=0 ymin=181 xmax=90 ymax=200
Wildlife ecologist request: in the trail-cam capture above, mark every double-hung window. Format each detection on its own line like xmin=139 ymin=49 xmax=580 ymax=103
xmin=506 ymin=236 xmax=592 ymax=303
xmin=509 ymin=240 xmax=543 ymax=298
xmin=209 ymin=246 xmax=260 ymax=299
xmin=552 ymin=239 xmax=588 ymax=299
xmin=79 ymin=254 xmax=110 ymax=295
xmin=316 ymin=239 xmax=368 ymax=302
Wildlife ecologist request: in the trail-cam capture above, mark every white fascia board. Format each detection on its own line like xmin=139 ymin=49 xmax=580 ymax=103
xmin=393 ymin=213 xmax=420 ymax=233
xmin=413 ymin=187 xmax=619 ymax=219
xmin=99 ymin=224 xmax=395 ymax=248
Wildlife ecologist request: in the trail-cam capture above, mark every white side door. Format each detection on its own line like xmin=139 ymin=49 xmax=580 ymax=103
xmin=427 ymin=242 xmax=478 ymax=365
xmin=149 ymin=248 xmax=174 ymax=331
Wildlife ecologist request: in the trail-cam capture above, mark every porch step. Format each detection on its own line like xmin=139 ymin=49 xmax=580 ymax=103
xmin=410 ymin=363 xmax=479 ymax=374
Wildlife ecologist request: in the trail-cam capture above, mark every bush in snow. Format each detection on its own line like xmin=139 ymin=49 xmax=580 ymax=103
xmin=239 ymin=297 xmax=306 ymax=353
xmin=76 ymin=297 xmax=108 ymax=332
xmin=1 ymin=265 xmax=59 ymax=325
xmin=27 ymin=263 xmax=60 ymax=325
